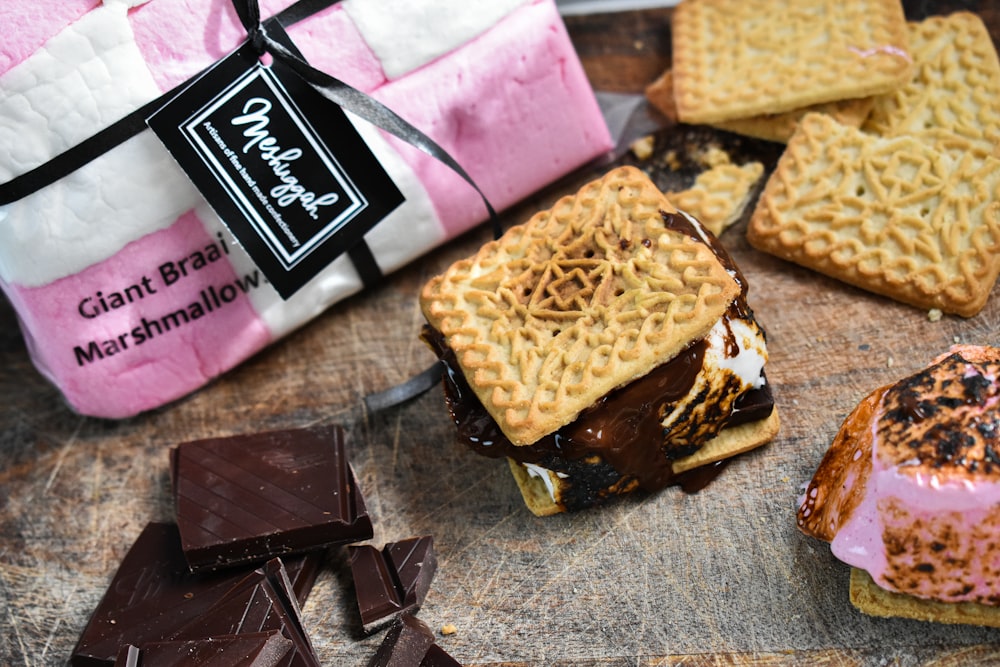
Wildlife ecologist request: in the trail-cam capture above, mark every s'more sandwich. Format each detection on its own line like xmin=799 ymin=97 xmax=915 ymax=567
xmin=419 ymin=166 xmax=780 ymax=515
xmin=798 ymin=344 xmax=1000 ymax=627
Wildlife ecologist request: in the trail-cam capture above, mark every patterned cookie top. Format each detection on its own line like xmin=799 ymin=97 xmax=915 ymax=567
xmin=863 ymin=12 xmax=1000 ymax=156
xmin=748 ymin=112 xmax=1000 ymax=317
xmin=877 ymin=346 xmax=1000 ymax=481
xmin=420 ymin=166 xmax=739 ymax=446
xmin=671 ymin=0 xmax=913 ymax=125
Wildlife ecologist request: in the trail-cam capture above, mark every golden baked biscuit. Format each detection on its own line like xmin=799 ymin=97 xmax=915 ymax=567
xmin=850 ymin=569 xmax=1000 ymax=629
xmin=748 ymin=113 xmax=1000 ymax=317
xmin=645 ymin=69 xmax=875 ymax=144
xmin=671 ymin=0 xmax=913 ymax=125
xmin=421 ymin=165 xmax=739 ymax=446
xmin=666 ymin=161 xmax=764 ymax=236
xmin=863 ymin=12 xmax=1000 ymax=156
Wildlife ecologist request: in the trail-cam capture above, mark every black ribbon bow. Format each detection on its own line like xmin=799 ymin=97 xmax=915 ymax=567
xmin=0 ymin=0 xmax=500 ymax=242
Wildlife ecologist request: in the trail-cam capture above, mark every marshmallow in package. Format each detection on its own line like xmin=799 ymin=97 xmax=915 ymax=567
xmin=0 ymin=0 xmax=613 ymax=418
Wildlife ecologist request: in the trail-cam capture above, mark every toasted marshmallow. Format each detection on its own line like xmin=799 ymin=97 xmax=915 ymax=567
xmin=798 ymin=345 xmax=1000 ymax=606
xmin=660 ymin=314 xmax=768 ymax=453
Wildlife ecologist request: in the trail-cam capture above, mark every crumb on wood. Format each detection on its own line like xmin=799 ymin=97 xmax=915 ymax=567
xmin=664 ymin=149 xmax=681 ymax=170
xmin=630 ymin=135 xmax=655 ymax=160
xmin=927 ymin=308 xmax=943 ymax=322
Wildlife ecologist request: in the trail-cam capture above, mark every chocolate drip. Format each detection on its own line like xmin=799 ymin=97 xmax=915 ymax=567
xmin=677 ymin=459 xmax=732 ymax=493
xmin=423 ymin=325 xmax=773 ymax=500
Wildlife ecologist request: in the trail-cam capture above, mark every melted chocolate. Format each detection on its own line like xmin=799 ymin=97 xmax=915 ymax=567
xmin=677 ymin=459 xmax=731 ymax=494
xmin=424 ymin=324 xmax=772 ymax=501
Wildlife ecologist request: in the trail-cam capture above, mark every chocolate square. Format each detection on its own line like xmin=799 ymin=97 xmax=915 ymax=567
xmin=170 ymin=558 xmax=321 ymax=667
xmin=70 ymin=522 xmax=322 ymax=667
xmin=171 ymin=424 xmax=373 ymax=572
xmin=367 ymin=615 xmax=462 ymax=667
xmin=113 ymin=631 xmax=292 ymax=666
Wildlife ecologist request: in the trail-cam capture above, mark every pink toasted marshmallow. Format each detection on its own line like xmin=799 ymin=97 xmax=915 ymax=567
xmin=798 ymin=345 xmax=1000 ymax=606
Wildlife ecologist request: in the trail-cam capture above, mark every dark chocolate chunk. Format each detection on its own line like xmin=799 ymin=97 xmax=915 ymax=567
xmin=726 ymin=382 xmax=774 ymax=428
xmin=366 ymin=615 xmax=463 ymax=667
xmin=366 ymin=614 xmax=436 ymax=667
xmin=170 ymin=558 xmax=321 ymax=667
xmin=171 ymin=424 xmax=373 ymax=572
xmin=70 ymin=523 xmax=322 ymax=667
xmin=349 ymin=536 xmax=437 ymax=633
xmin=420 ymin=645 xmax=463 ymax=667
xmin=113 ymin=632 xmax=292 ymax=667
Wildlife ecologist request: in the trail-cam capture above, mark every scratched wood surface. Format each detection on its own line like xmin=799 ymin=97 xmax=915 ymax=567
xmin=4 ymin=3 xmax=1000 ymax=666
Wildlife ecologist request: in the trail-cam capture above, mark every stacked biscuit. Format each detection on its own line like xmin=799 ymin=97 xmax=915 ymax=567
xmin=420 ymin=166 xmax=779 ymax=516
xmin=650 ymin=0 xmax=913 ymax=142
xmin=648 ymin=1 xmax=1000 ymax=318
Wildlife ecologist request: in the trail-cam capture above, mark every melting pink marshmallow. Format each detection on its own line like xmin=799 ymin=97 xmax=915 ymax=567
xmin=798 ymin=346 xmax=1000 ymax=605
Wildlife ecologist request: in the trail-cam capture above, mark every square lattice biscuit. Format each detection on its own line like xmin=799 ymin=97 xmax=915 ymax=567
xmin=747 ymin=112 xmax=1000 ymax=317
xmin=420 ymin=166 xmax=740 ymax=446
xmin=862 ymin=12 xmax=1000 ymax=156
xmin=645 ymin=69 xmax=875 ymax=144
xmin=671 ymin=0 xmax=913 ymax=125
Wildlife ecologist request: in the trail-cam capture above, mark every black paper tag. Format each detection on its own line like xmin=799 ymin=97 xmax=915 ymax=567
xmin=147 ymin=23 xmax=404 ymax=298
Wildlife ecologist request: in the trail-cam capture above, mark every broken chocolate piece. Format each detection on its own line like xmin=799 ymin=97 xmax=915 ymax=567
xmin=170 ymin=558 xmax=321 ymax=667
xmin=367 ymin=614 xmax=436 ymax=667
xmin=349 ymin=536 xmax=437 ymax=633
xmin=171 ymin=424 xmax=373 ymax=572
xmin=113 ymin=632 xmax=292 ymax=667
xmin=70 ymin=523 xmax=322 ymax=667
xmin=420 ymin=645 xmax=462 ymax=667
xmin=366 ymin=615 xmax=463 ymax=667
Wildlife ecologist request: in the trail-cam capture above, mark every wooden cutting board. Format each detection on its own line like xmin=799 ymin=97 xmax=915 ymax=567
xmin=3 ymin=2 xmax=1000 ymax=665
